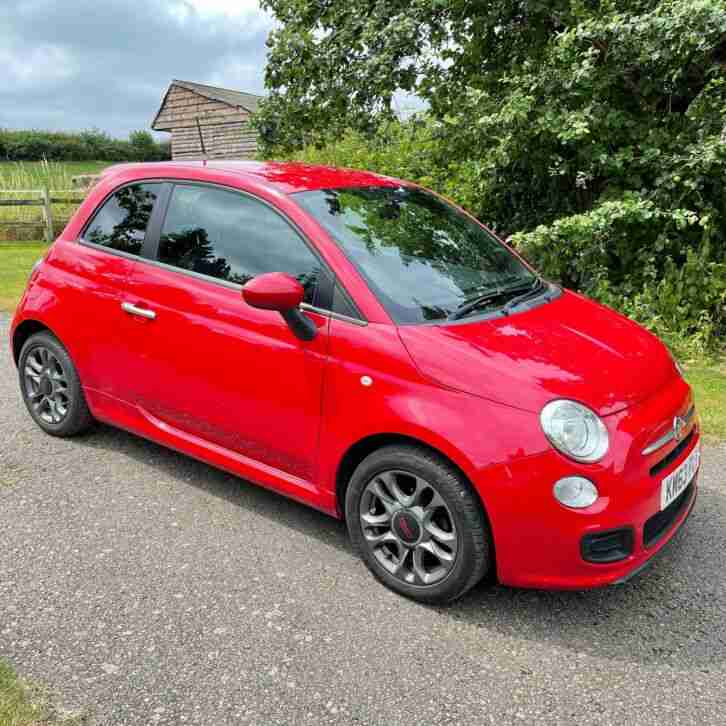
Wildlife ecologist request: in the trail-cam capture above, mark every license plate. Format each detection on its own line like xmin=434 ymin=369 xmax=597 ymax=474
xmin=660 ymin=444 xmax=700 ymax=510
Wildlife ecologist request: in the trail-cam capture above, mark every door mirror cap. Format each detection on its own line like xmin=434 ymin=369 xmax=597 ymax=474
xmin=242 ymin=272 xmax=304 ymax=312
xmin=242 ymin=272 xmax=317 ymax=342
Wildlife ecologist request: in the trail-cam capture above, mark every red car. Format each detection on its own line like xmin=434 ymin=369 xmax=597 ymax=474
xmin=10 ymin=161 xmax=700 ymax=603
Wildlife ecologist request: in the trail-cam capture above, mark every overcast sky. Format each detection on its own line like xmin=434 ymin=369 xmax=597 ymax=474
xmin=0 ymin=0 xmax=275 ymax=138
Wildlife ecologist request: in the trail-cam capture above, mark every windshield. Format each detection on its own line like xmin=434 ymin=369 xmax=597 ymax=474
xmin=294 ymin=186 xmax=537 ymax=324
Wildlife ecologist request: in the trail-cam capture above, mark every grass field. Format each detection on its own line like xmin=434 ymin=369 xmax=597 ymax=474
xmin=0 ymin=241 xmax=724 ymax=439
xmin=0 ymin=243 xmax=48 ymax=312
xmin=685 ymin=364 xmax=726 ymax=441
xmin=0 ymin=160 xmax=110 ymax=188
xmin=0 ymin=161 xmax=111 ymax=227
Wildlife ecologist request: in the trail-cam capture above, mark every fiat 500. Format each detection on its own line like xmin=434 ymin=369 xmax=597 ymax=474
xmin=10 ymin=161 xmax=700 ymax=603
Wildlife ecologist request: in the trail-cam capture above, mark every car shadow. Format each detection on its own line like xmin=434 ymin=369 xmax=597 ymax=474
xmin=77 ymin=423 xmax=351 ymax=549
xmin=451 ymin=511 xmax=725 ymax=669
xmin=76 ymin=423 xmax=726 ymax=670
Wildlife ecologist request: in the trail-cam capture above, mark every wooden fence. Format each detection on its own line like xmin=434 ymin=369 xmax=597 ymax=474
xmin=0 ymin=188 xmax=86 ymax=243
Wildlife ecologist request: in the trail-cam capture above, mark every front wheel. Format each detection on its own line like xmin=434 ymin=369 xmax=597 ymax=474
xmin=345 ymin=444 xmax=493 ymax=604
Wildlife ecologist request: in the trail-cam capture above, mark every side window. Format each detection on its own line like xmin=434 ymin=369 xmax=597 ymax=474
xmin=157 ymin=185 xmax=322 ymax=304
xmin=83 ymin=183 xmax=160 ymax=255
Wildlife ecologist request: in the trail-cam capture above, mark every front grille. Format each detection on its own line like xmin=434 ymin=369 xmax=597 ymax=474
xmin=643 ymin=482 xmax=693 ymax=548
xmin=650 ymin=428 xmax=695 ymax=477
xmin=581 ymin=528 xmax=635 ymax=564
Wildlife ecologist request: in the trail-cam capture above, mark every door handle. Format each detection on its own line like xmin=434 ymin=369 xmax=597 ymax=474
xmin=121 ymin=301 xmax=156 ymax=320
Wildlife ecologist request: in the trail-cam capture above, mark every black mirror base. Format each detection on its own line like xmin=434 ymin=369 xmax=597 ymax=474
xmin=281 ymin=309 xmax=317 ymax=341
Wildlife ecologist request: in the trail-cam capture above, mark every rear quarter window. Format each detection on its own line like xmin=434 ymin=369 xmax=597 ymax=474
xmin=83 ymin=183 xmax=161 ymax=255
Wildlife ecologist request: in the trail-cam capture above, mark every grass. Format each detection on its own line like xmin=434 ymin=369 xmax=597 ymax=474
xmin=684 ymin=363 xmax=726 ymax=441
xmin=0 ymin=660 xmax=42 ymax=726
xmin=0 ymin=160 xmax=110 ymax=188
xmin=0 ymin=659 xmax=84 ymax=726
xmin=0 ymin=243 xmax=49 ymax=312
xmin=0 ymin=241 xmax=724 ymax=440
xmin=0 ymin=161 xmax=111 ymax=226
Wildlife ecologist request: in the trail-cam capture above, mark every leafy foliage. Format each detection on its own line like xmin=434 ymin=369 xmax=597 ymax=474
xmin=0 ymin=128 xmax=170 ymax=162
xmin=258 ymin=0 xmax=726 ymax=353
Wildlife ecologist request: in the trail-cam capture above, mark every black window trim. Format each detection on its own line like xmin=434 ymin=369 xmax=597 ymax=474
xmin=77 ymin=178 xmax=367 ymax=326
xmin=142 ymin=181 xmax=173 ymax=259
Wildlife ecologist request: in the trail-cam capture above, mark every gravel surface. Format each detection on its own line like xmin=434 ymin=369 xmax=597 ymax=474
xmin=1 ymin=314 xmax=725 ymax=725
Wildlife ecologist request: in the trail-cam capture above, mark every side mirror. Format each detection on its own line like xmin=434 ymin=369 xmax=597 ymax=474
xmin=242 ymin=272 xmax=317 ymax=341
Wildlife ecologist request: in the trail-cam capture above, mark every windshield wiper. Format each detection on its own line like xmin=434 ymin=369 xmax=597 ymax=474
xmin=500 ymin=277 xmax=547 ymax=314
xmin=447 ymin=280 xmax=538 ymax=321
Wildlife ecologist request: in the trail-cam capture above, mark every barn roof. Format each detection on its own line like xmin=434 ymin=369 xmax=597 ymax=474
xmin=172 ymin=80 xmax=262 ymax=112
xmin=151 ymin=80 xmax=263 ymax=130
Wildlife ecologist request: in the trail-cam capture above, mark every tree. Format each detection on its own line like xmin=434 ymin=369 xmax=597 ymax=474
xmin=130 ymin=130 xmax=170 ymax=161
xmin=258 ymin=0 xmax=726 ymax=350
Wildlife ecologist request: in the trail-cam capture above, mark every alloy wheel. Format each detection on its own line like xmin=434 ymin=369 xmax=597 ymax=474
xmin=359 ymin=469 xmax=459 ymax=586
xmin=23 ymin=346 xmax=70 ymax=425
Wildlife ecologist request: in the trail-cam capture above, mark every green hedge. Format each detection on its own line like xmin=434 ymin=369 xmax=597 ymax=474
xmin=0 ymin=128 xmax=170 ymax=163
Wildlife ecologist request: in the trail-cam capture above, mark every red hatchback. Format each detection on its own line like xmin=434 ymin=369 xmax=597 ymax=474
xmin=10 ymin=161 xmax=700 ymax=603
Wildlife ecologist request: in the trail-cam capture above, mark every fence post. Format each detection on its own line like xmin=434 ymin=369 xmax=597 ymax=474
xmin=41 ymin=186 xmax=54 ymax=243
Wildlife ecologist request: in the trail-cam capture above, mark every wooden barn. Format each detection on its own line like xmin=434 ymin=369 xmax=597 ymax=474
xmin=151 ymin=80 xmax=262 ymax=160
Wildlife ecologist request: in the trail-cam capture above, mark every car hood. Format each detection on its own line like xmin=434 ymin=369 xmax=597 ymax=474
xmin=398 ymin=290 xmax=677 ymax=416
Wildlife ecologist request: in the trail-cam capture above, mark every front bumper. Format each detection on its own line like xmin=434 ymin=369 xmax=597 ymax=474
xmin=611 ymin=484 xmax=696 ymax=585
xmin=483 ymin=380 xmax=700 ymax=590
xmin=493 ymin=459 xmax=699 ymax=590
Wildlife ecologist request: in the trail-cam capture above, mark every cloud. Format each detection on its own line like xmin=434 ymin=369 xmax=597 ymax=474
xmin=0 ymin=0 xmax=274 ymax=138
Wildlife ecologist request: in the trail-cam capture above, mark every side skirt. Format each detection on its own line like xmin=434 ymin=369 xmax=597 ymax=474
xmin=84 ymin=387 xmax=338 ymax=517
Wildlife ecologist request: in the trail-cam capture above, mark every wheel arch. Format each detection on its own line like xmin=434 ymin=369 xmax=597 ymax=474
xmin=335 ymin=432 xmax=484 ymax=519
xmin=11 ymin=319 xmax=56 ymax=365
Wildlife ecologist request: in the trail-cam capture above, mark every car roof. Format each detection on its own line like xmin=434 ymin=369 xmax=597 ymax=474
xmin=100 ymin=160 xmax=405 ymax=195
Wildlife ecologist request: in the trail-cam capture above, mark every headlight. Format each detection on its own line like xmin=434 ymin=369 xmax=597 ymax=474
xmin=540 ymin=399 xmax=609 ymax=463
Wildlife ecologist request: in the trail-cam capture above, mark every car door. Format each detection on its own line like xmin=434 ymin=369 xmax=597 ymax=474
xmin=71 ymin=181 xmax=164 ymax=399
xmin=120 ymin=182 xmax=331 ymax=484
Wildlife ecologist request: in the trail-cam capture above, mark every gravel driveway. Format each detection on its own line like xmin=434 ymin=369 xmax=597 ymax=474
xmin=1 ymin=314 xmax=725 ymax=725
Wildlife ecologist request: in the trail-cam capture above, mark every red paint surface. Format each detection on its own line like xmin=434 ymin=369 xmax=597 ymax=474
xmin=242 ymin=272 xmax=304 ymax=311
xmin=9 ymin=161 xmax=700 ymax=589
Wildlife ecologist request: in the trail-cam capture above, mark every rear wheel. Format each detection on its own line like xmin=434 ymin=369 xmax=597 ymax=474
xmin=18 ymin=331 xmax=94 ymax=437
xmin=345 ymin=444 xmax=492 ymax=604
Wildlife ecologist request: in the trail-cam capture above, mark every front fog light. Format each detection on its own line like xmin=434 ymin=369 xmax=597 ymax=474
xmin=553 ymin=477 xmax=599 ymax=508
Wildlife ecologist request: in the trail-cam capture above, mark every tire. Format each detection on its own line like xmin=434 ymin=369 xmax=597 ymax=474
xmin=18 ymin=331 xmax=94 ymax=437
xmin=345 ymin=444 xmax=492 ymax=604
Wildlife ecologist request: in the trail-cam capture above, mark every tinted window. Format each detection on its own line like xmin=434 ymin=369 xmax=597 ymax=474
xmin=294 ymin=187 xmax=538 ymax=324
xmin=84 ymin=183 xmax=160 ymax=255
xmin=158 ymin=185 xmax=322 ymax=304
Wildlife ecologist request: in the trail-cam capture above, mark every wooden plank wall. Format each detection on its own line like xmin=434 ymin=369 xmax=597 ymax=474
xmin=155 ymin=84 xmax=258 ymax=160
xmin=172 ymin=121 xmax=257 ymax=160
